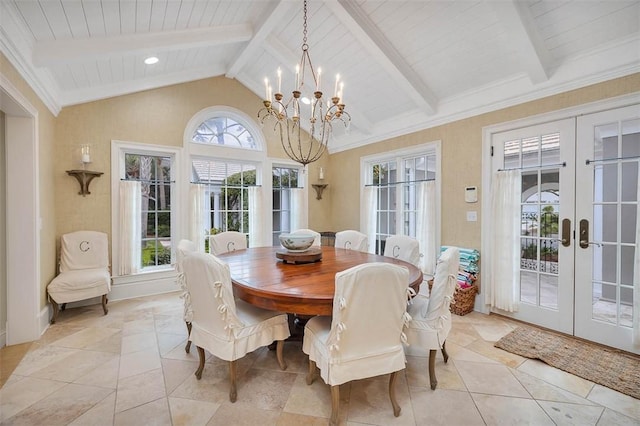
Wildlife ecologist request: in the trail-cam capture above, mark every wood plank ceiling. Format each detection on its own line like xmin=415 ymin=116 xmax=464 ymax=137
xmin=1 ymin=0 xmax=638 ymax=152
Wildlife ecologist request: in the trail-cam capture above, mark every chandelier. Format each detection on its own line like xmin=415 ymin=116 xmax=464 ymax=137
xmin=258 ymin=0 xmax=350 ymax=167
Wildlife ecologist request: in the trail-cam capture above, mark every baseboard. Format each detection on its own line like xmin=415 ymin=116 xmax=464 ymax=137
xmin=0 ymin=329 xmax=6 ymax=349
xmin=39 ymin=305 xmax=50 ymax=338
xmin=109 ymin=270 xmax=179 ymax=301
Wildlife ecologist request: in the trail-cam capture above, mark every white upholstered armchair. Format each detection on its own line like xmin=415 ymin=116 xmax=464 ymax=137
xmin=303 ymin=262 xmax=413 ymax=425
xmin=405 ymin=246 xmax=459 ymax=390
xmin=181 ymin=252 xmax=290 ymax=402
xmin=47 ymin=231 xmax=111 ymax=324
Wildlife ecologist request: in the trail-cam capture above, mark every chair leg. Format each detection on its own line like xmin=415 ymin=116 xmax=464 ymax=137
xmin=51 ymin=300 xmax=59 ymax=324
xmin=101 ymin=294 xmax=108 ymax=315
xmin=229 ymin=360 xmax=238 ymax=403
xmin=306 ymin=359 xmax=317 ymax=385
xmin=185 ymin=322 xmax=192 ymax=353
xmin=441 ymin=340 xmax=449 ymax=363
xmin=195 ymin=346 xmax=205 ymax=380
xmin=389 ymin=371 xmax=401 ymax=417
xmin=330 ymin=385 xmax=340 ymax=426
xmin=429 ymin=349 xmax=438 ymax=390
xmin=61 ymin=303 xmax=67 ymax=311
xmin=276 ymin=340 xmax=287 ymax=370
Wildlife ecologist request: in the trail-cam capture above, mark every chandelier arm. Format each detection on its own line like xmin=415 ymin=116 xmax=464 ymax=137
xmin=284 ymin=120 xmax=298 ymax=163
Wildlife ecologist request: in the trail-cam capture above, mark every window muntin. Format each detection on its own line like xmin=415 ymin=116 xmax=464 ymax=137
xmin=272 ymin=166 xmax=300 ymax=245
xmin=192 ymin=117 xmax=258 ymax=150
xmin=124 ymin=153 xmax=173 ymax=269
xmin=368 ymin=153 xmax=436 ymax=254
xmin=192 ymin=159 xmax=256 ymax=243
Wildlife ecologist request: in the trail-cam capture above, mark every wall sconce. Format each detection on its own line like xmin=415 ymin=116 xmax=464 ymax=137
xmin=66 ymin=144 xmax=103 ymax=196
xmin=312 ymin=167 xmax=328 ymax=200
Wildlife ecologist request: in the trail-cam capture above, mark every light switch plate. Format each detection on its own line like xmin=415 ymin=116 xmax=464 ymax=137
xmin=467 ymin=211 xmax=477 ymax=222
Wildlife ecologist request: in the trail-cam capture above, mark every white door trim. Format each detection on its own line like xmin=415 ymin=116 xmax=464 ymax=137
xmin=1 ymin=72 xmax=41 ymax=345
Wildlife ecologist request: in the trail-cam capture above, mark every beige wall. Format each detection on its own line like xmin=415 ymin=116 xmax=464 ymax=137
xmin=1 ymin=52 xmax=57 ymax=309
xmin=55 ymin=76 xmax=330 ymax=242
xmin=328 ymin=73 xmax=640 ymax=252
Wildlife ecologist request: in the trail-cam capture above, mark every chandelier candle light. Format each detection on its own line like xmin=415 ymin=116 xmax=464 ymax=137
xmin=258 ymin=0 xmax=350 ymax=167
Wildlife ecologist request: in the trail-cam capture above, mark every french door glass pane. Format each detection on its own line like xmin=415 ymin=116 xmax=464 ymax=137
xmin=520 ymin=271 xmax=537 ymax=304
xmin=540 ymin=275 xmax=558 ymax=309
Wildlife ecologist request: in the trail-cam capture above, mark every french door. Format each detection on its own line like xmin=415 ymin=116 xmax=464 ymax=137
xmin=574 ymin=105 xmax=640 ymax=354
xmin=492 ymin=118 xmax=576 ymax=334
xmin=491 ymin=104 xmax=640 ymax=354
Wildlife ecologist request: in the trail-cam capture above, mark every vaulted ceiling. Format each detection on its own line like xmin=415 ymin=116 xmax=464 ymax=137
xmin=1 ymin=0 xmax=638 ymax=152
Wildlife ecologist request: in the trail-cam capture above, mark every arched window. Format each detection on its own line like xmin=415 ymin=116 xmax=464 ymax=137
xmin=192 ymin=116 xmax=258 ymax=150
xmin=185 ymin=106 xmax=264 ymax=154
xmin=185 ymin=107 xmax=300 ymax=251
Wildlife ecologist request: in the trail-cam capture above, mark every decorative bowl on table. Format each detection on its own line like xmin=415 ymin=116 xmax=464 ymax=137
xmin=279 ymin=233 xmax=315 ymax=252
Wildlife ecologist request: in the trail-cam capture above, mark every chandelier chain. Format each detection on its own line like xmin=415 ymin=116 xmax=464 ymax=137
xmin=302 ymin=0 xmax=308 ymax=50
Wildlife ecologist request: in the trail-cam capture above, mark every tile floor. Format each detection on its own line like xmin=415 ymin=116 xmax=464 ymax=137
xmin=1 ymin=291 xmax=639 ymax=425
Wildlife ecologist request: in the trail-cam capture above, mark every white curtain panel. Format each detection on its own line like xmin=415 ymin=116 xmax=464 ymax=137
xmin=487 ymin=170 xmax=521 ymax=312
xmin=189 ymin=184 xmax=207 ymax=252
xmin=634 ymin=166 xmax=640 ymax=347
xmin=118 ymin=180 xmax=141 ymax=276
xmin=290 ymin=188 xmax=306 ymax=232
xmin=361 ymin=186 xmax=378 ymax=254
xmin=248 ymin=186 xmax=265 ymax=247
xmin=416 ymin=180 xmax=437 ymax=275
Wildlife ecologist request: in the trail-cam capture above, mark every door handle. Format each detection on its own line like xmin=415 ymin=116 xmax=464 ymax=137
xmin=559 ymin=218 xmax=571 ymax=247
xmin=578 ymin=219 xmax=601 ymax=248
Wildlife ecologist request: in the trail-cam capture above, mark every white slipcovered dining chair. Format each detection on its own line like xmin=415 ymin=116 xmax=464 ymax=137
xmin=334 ymin=230 xmax=368 ymax=252
xmin=303 ymin=263 xmax=413 ymax=425
xmin=47 ymin=230 xmax=111 ymax=324
xmin=176 ymin=239 xmax=196 ymax=353
xmin=181 ymin=252 xmax=290 ymax=402
xmin=291 ymin=228 xmax=321 ymax=246
xmin=383 ymin=235 xmax=421 ymax=267
xmin=405 ymin=246 xmax=459 ymax=390
xmin=209 ymin=231 xmax=248 ymax=255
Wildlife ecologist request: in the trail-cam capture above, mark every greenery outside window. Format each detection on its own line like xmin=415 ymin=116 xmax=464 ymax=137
xmin=191 ymin=159 xmax=256 ymax=247
xmin=124 ymin=153 xmax=173 ymax=269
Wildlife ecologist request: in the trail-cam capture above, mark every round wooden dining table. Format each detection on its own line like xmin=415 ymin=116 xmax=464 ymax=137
xmin=217 ymin=246 xmax=423 ymax=316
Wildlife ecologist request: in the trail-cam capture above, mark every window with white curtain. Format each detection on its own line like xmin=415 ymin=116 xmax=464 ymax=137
xmin=187 ymin=108 xmax=268 ymax=250
xmin=272 ymin=166 xmax=301 ymax=245
xmin=364 ymin=150 xmax=437 ymax=254
xmin=112 ymin=141 xmax=179 ymax=275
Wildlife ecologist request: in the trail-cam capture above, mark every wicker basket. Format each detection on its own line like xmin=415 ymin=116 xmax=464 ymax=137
xmin=427 ymin=279 xmax=478 ymax=316
xmin=450 ymin=284 xmax=478 ymax=316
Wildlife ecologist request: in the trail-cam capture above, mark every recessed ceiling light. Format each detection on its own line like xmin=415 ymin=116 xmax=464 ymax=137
xmin=144 ymin=56 xmax=159 ymax=65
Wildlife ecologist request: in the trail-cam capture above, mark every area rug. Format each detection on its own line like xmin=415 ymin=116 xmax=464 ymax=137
xmin=495 ymin=326 xmax=640 ymax=399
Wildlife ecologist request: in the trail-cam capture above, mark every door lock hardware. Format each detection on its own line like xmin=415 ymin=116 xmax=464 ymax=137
xmin=578 ymin=219 xmax=601 ymax=248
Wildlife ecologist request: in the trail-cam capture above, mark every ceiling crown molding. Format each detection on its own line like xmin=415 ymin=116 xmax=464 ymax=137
xmin=0 ymin=1 xmax=61 ymax=116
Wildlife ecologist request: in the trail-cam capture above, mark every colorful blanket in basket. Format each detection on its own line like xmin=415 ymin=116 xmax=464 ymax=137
xmin=441 ymin=246 xmax=480 ymax=274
